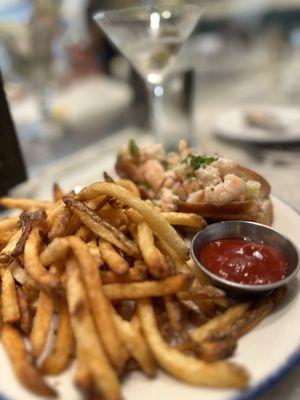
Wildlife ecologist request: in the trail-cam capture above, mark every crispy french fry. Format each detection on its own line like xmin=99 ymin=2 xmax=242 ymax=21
xmin=0 ymin=197 xmax=51 ymax=210
xmin=99 ymin=240 xmax=129 ymax=275
xmin=9 ymin=261 xmax=36 ymax=288
xmin=161 ymin=212 xmax=207 ymax=229
xmin=189 ymin=303 xmax=251 ymax=344
xmin=30 ymin=289 xmax=54 ymax=358
xmin=87 ymin=239 xmax=104 ymax=267
xmin=155 ymin=235 xmax=191 ymax=274
xmin=68 ymin=236 xmax=129 ymax=371
xmin=137 ymin=298 xmax=248 ymax=388
xmin=66 ymin=257 xmax=121 ymax=400
xmin=75 ymin=225 xmax=93 ymax=241
xmin=16 ymin=287 xmax=32 ymax=335
xmin=116 ymin=179 xmax=141 ymax=197
xmin=0 ymin=216 xmax=19 ymax=232
xmin=40 ymin=298 xmax=74 ymax=375
xmin=1 ymin=229 xmax=22 ymax=257
xmin=103 ymin=273 xmax=194 ymax=300
xmin=0 ymin=230 xmax=15 ymax=245
xmin=53 ymin=183 xmax=64 ymax=201
xmin=64 ymin=196 xmax=139 ymax=256
xmin=40 ymin=237 xmax=69 ymax=266
xmin=24 ymin=227 xmax=60 ymax=289
xmin=100 ymin=260 xmax=147 ymax=284
xmin=163 ymin=295 xmax=181 ymax=332
xmin=78 ymin=183 xmax=188 ymax=261
xmin=48 ymin=205 xmax=72 ymax=240
xmin=2 ymin=324 xmax=57 ymax=397
xmin=113 ymin=312 xmax=156 ymax=377
xmin=75 ymin=345 xmax=93 ymax=393
xmin=137 ymin=222 xmax=170 ymax=278
xmin=1 ymin=268 xmax=20 ymax=323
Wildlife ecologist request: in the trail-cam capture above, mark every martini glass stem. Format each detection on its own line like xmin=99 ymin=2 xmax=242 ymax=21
xmin=148 ymin=82 xmax=168 ymax=145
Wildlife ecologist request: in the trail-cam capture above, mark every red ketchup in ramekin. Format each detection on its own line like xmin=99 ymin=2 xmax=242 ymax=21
xmin=199 ymin=238 xmax=289 ymax=285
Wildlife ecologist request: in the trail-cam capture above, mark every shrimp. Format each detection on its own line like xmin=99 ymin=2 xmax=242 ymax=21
xmin=187 ymin=189 xmax=204 ymax=203
xmin=160 ymin=188 xmax=178 ymax=211
xmin=204 ymin=174 xmax=246 ymax=203
xmin=195 ymin=166 xmax=221 ymax=186
xmin=212 ymin=157 xmax=237 ymax=177
xmin=141 ymin=159 xmax=165 ymax=191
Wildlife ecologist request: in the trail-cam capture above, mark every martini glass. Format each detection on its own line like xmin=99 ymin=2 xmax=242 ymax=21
xmin=94 ymin=3 xmax=202 ymax=148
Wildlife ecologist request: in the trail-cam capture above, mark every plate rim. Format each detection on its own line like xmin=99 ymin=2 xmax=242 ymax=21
xmin=214 ymin=106 xmax=300 ymax=144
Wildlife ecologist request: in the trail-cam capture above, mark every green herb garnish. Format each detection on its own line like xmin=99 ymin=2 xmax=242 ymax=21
xmin=141 ymin=182 xmax=152 ymax=189
xmin=128 ymin=139 xmax=140 ymax=157
xmin=183 ymin=154 xmax=218 ymax=170
xmin=161 ymin=160 xmax=169 ymax=169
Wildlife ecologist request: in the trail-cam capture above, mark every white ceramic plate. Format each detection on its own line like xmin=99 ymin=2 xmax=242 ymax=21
xmin=0 ymin=196 xmax=299 ymax=400
xmin=213 ymin=106 xmax=300 ymax=144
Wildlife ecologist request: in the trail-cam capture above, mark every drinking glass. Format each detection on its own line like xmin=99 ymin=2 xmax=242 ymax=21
xmin=93 ymin=3 xmax=202 ymax=148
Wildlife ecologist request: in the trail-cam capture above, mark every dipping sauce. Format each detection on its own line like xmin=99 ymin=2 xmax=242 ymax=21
xmin=199 ymin=238 xmax=288 ymax=285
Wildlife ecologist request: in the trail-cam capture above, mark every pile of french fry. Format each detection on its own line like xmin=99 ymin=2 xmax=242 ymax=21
xmin=0 ymin=177 xmax=285 ymax=399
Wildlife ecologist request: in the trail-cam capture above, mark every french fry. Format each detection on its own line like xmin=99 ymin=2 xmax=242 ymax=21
xmin=116 ymin=179 xmax=141 ymax=197
xmin=40 ymin=237 xmax=69 ymax=267
xmin=103 ymin=273 xmax=194 ymax=300
xmin=24 ymin=227 xmax=60 ymax=289
xmin=113 ymin=312 xmax=156 ymax=377
xmin=100 ymin=260 xmax=147 ymax=284
xmin=161 ymin=212 xmax=207 ymax=229
xmin=75 ymin=345 xmax=93 ymax=393
xmin=0 ymin=197 xmax=51 ymax=210
xmin=9 ymin=261 xmax=36 ymax=288
xmin=30 ymin=289 xmax=54 ymax=358
xmin=99 ymin=240 xmax=129 ymax=275
xmin=78 ymin=182 xmax=188 ymax=261
xmin=137 ymin=222 xmax=170 ymax=278
xmin=48 ymin=205 xmax=72 ymax=240
xmin=1 ymin=324 xmax=57 ymax=397
xmin=0 ymin=230 xmax=15 ymax=245
xmin=68 ymin=236 xmax=129 ymax=371
xmin=163 ymin=295 xmax=182 ymax=333
xmin=189 ymin=303 xmax=251 ymax=344
xmin=75 ymin=225 xmax=93 ymax=241
xmin=16 ymin=286 xmax=32 ymax=335
xmin=1 ymin=229 xmax=22 ymax=257
xmin=64 ymin=196 xmax=139 ymax=256
xmin=0 ymin=216 xmax=19 ymax=232
xmin=87 ymin=239 xmax=104 ymax=267
xmin=1 ymin=268 xmax=20 ymax=323
xmin=137 ymin=298 xmax=248 ymax=388
xmin=40 ymin=298 xmax=74 ymax=375
xmin=66 ymin=256 xmax=121 ymax=400
xmin=53 ymin=183 xmax=64 ymax=201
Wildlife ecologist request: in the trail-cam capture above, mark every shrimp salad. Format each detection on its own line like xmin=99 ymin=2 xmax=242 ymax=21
xmin=116 ymin=140 xmax=263 ymax=212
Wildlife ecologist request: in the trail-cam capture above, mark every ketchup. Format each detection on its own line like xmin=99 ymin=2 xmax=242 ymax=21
xmin=199 ymin=238 xmax=288 ymax=285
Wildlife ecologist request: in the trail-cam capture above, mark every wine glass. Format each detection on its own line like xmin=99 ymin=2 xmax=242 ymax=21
xmin=93 ymin=3 xmax=202 ymax=148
